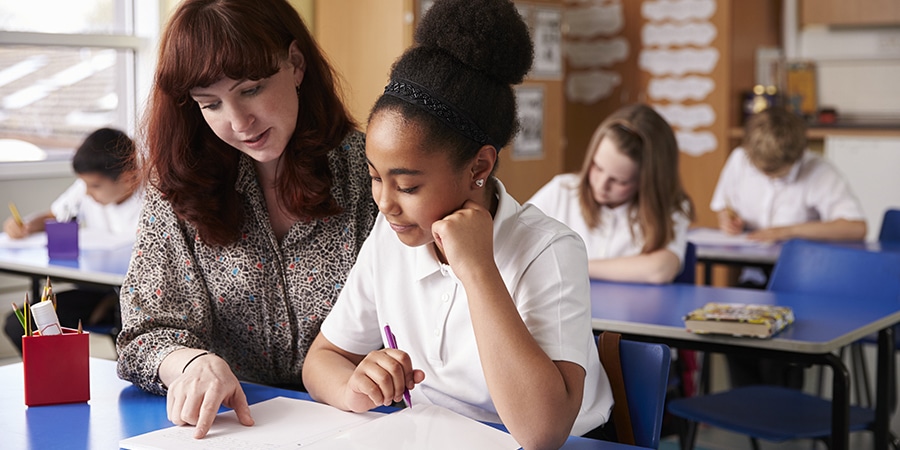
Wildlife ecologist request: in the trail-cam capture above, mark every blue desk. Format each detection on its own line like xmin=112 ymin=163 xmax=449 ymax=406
xmin=0 ymin=358 xmax=646 ymax=449
xmin=0 ymin=232 xmax=131 ymax=312
xmin=590 ymin=280 xmax=900 ymax=450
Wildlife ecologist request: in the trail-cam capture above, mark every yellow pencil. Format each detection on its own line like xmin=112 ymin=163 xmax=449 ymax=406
xmin=8 ymin=202 xmax=24 ymax=227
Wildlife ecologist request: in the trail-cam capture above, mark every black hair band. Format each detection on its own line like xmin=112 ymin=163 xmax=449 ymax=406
xmin=383 ymin=78 xmax=499 ymax=150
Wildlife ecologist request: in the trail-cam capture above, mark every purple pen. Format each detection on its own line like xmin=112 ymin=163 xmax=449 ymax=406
xmin=383 ymin=324 xmax=413 ymax=408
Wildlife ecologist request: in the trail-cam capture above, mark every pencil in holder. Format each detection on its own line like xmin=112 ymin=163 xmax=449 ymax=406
xmin=22 ymin=327 xmax=90 ymax=406
xmin=45 ymin=219 xmax=79 ymax=260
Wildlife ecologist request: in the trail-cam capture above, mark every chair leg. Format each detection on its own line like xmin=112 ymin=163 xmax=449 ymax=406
xmin=850 ymin=343 xmax=872 ymax=407
xmin=749 ymin=437 xmax=761 ymax=450
xmin=699 ymin=352 xmax=711 ymax=395
xmin=678 ymin=420 xmax=698 ymax=450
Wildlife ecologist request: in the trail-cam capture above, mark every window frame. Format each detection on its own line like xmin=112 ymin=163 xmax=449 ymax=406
xmin=0 ymin=1 xmax=159 ymax=180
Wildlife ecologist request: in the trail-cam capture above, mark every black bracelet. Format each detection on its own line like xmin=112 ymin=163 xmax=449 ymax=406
xmin=182 ymin=351 xmax=212 ymax=373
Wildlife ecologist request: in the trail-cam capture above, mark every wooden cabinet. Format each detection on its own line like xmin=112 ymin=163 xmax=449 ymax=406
xmin=313 ymin=0 xmax=414 ymax=127
xmin=801 ymin=0 xmax=900 ymax=27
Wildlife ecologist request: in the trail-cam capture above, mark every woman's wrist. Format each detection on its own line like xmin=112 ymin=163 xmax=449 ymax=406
xmin=182 ymin=351 xmax=214 ymax=373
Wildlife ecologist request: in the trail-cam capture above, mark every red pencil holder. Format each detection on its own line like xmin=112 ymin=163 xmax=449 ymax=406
xmin=22 ymin=327 xmax=90 ymax=406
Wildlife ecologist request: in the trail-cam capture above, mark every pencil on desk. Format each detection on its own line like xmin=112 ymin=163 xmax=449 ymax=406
xmin=11 ymin=302 xmax=25 ymax=332
xmin=24 ymin=293 xmax=30 ymax=337
xmin=8 ymin=202 xmax=24 ymax=227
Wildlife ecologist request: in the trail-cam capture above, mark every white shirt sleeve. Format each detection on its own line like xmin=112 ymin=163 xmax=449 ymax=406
xmin=665 ymin=208 xmax=691 ymax=264
xmin=806 ymin=158 xmax=866 ymax=222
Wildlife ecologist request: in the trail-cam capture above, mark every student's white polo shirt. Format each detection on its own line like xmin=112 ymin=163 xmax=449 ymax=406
xmin=320 ymin=179 xmax=612 ymax=436
xmin=51 ymin=178 xmax=144 ymax=237
xmin=710 ymin=147 xmax=865 ymax=230
xmin=527 ymin=173 xmax=690 ymax=262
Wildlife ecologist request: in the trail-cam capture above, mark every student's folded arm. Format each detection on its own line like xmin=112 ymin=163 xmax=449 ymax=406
xmin=753 ymin=219 xmax=867 ymax=242
xmin=588 ymin=249 xmax=681 ymax=284
xmin=456 ymin=242 xmax=587 ymax=450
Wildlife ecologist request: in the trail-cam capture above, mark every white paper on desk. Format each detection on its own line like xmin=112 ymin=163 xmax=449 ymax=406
xmin=0 ymin=230 xmax=133 ymax=250
xmin=0 ymin=232 xmax=47 ymax=249
xmin=119 ymin=397 xmax=520 ymax=450
xmin=687 ymin=228 xmax=771 ymax=247
xmin=119 ymin=397 xmax=381 ymax=450
xmin=304 ymin=404 xmax=521 ymax=450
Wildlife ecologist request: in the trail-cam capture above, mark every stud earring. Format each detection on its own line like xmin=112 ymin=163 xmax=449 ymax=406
xmin=475 ymin=179 xmax=485 ymax=188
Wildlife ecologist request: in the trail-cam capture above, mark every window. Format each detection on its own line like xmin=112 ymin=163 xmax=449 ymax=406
xmin=0 ymin=0 xmax=158 ymax=175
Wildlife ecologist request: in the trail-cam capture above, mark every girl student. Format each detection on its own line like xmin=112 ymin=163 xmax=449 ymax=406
xmin=302 ymin=0 xmax=612 ymax=448
xmin=527 ymin=103 xmax=695 ymax=284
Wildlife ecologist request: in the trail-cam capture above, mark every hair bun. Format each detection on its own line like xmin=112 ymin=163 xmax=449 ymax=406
xmin=415 ymin=0 xmax=533 ymax=85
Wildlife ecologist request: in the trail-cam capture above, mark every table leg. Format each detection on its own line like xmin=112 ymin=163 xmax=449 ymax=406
xmin=875 ymin=326 xmax=895 ymax=450
xmin=825 ymin=352 xmax=850 ymax=450
xmin=703 ymin=263 xmax=713 ymax=286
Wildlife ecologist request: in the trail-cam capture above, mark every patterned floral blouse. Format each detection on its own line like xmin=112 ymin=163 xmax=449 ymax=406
xmin=116 ymin=131 xmax=377 ymax=395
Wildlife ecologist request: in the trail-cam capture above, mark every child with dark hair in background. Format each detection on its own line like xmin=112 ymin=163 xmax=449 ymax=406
xmin=528 ymin=103 xmax=694 ymax=284
xmin=3 ymin=127 xmax=142 ymax=353
xmin=302 ymin=1 xmax=612 ymax=448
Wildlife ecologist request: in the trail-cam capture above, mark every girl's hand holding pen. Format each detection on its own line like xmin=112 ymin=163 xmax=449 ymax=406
xmin=166 ymin=351 xmax=253 ymax=439
xmin=346 ymin=349 xmax=424 ymax=412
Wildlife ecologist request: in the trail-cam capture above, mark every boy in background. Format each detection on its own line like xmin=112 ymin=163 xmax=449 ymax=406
xmin=712 ymin=107 xmax=866 ymax=247
xmin=710 ymin=107 xmax=866 ymax=388
xmin=3 ymin=127 xmax=142 ymax=354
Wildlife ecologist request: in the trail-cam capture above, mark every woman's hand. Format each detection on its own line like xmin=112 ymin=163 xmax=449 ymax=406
xmin=165 ymin=352 xmax=253 ymax=439
xmin=343 ymin=348 xmax=424 ymax=412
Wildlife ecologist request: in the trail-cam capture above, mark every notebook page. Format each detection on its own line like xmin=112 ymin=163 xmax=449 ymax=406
xmin=119 ymin=397 xmax=381 ymax=450
xmin=303 ymin=403 xmax=521 ymax=450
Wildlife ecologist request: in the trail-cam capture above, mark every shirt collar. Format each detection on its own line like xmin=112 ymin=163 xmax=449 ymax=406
xmin=771 ymin=154 xmax=804 ymax=185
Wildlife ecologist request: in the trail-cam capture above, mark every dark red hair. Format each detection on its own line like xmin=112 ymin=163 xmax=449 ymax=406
xmin=142 ymin=0 xmax=354 ymax=246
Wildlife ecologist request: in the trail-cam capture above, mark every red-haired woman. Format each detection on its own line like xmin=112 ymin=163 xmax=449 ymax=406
xmin=116 ymin=0 xmax=376 ymax=438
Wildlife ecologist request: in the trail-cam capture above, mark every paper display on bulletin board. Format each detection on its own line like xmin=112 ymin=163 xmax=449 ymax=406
xmin=513 ymin=86 xmax=544 ymax=160
xmin=517 ymin=4 xmax=563 ymax=80
xmin=531 ymin=7 xmax=563 ymax=79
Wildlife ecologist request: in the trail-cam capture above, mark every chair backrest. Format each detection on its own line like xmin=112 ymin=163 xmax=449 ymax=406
xmin=879 ymin=209 xmax=900 ymax=243
xmin=673 ymin=242 xmax=697 ymax=285
xmin=599 ymin=334 xmax=671 ymax=449
xmin=767 ymin=239 xmax=900 ymax=297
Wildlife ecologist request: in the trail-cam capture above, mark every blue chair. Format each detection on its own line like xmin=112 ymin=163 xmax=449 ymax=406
xmin=667 ymin=239 xmax=900 ymax=449
xmin=597 ymin=332 xmax=671 ymax=449
xmin=849 ymin=208 xmax=900 ymax=407
xmin=673 ymin=242 xmax=697 ymax=285
xmin=878 ymin=208 xmax=900 ymax=243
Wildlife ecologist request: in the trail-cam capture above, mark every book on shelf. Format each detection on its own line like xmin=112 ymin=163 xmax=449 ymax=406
xmin=119 ymin=396 xmax=520 ymax=450
xmin=683 ymin=302 xmax=794 ymax=339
